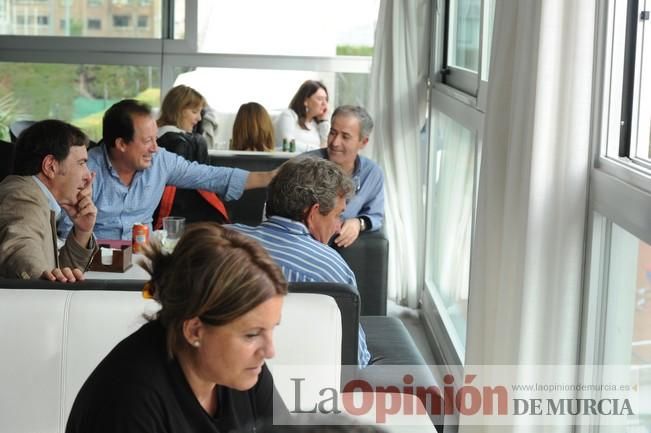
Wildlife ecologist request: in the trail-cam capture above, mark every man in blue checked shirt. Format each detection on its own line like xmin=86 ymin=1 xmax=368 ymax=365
xmin=301 ymin=105 xmax=384 ymax=248
xmin=58 ymin=99 xmax=275 ymax=240
xmin=227 ymin=157 xmax=372 ymax=367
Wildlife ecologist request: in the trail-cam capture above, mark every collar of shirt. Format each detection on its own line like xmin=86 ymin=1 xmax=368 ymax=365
xmin=32 ymin=175 xmax=61 ymax=221
xmin=99 ymin=142 xmax=113 ymax=170
xmin=99 ymin=141 xmax=146 ymax=185
xmin=157 ymin=124 xmax=184 ymax=137
xmin=263 ymin=215 xmax=311 ymax=236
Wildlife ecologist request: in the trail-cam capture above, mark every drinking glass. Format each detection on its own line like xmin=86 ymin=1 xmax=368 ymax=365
xmin=162 ymin=216 xmax=185 ymax=252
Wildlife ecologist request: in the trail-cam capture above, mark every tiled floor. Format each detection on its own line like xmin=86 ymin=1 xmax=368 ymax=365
xmin=387 ymin=300 xmax=436 ymax=365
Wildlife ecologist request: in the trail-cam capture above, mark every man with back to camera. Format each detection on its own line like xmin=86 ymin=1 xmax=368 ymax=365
xmin=301 ymin=105 xmax=384 ymax=248
xmin=58 ymin=99 xmax=277 ymax=240
xmin=0 ymin=120 xmax=98 ymax=282
xmin=227 ymin=157 xmax=372 ymax=367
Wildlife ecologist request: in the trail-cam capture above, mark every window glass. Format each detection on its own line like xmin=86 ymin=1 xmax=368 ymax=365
xmin=0 ymin=0 xmax=162 ymax=38
xmin=171 ymin=67 xmax=369 ymax=149
xmin=599 ymin=221 xmax=651 ymax=430
xmin=0 ymin=62 xmax=160 ymax=141
xmin=87 ymin=18 xmax=101 ymax=29
xmin=601 ymin=0 xmax=651 ymax=170
xmin=173 ymin=0 xmax=185 ymax=39
xmin=424 ymin=110 xmax=475 ymax=351
xmin=480 ymin=0 xmax=495 ymax=81
xmin=196 ymin=0 xmax=380 ymax=56
xmin=631 ymin=10 xmax=651 ymax=162
xmin=447 ymin=0 xmax=481 ymax=72
xmin=137 ymin=15 xmax=148 ymax=28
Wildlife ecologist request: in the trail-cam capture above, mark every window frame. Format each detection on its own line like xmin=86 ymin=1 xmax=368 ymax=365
xmin=421 ymin=0 xmax=491 ymax=368
xmin=439 ymin=0 xmax=490 ymax=96
xmin=580 ymin=2 xmax=651 ymax=430
xmin=629 ymin=0 xmax=651 ymax=165
xmin=597 ymin=0 xmax=651 ymax=193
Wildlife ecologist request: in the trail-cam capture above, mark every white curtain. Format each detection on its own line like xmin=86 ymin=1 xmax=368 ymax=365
xmin=430 ymin=112 xmax=475 ymax=318
xmin=367 ymin=0 xmax=430 ymax=307
xmin=463 ymin=1 xmax=595 ymax=431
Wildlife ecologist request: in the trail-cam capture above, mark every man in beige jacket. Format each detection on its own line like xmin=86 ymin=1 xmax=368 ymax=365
xmin=0 ymin=120 xmax=97 ymax=282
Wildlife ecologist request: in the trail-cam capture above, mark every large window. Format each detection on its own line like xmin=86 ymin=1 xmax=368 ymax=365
xmin=422 ymin=0 xmax=493 ymax=364
xmin=584 ymin=217 xmax=651 ymax=431
xmin=582 ymin=1 xmax=651 ymax=431
xmin=424 ymin=110 xmax=476 ymax=358
xmin=0 ymin=1 xmax=377 ymax=142
xmin=171 ymin=66 xmax=369 ymax=149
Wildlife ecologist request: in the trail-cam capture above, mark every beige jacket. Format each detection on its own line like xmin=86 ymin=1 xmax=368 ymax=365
xmin=0 ymin=175 xmax=97 ymax=279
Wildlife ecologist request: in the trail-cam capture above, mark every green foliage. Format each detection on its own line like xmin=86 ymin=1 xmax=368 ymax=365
xmin=70 ymin=19 xmax=83 ymax=37
xmin=0 ymin=62 xmax=160 ymax=141
xmin=73 ymin=87 xmax=160 ymax=141
xmin=336 ymin=45 xmax=374 ymax=56
xmin=0 ymin=63 xmax=79 ymax=120
xmin=80 ymin=65 xmax=159 ymax=100
xmin=0 ymin=92 xmax=18 ymax=141
xmin=335 ymin=73 xmax=369 ymax=107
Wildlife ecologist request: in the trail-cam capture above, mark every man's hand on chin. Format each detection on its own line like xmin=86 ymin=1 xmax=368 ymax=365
xmin=60 ymin=172 xmax=97 ymax=247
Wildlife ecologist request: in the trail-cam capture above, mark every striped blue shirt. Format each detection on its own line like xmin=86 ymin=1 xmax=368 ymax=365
xmin=228 ymin=216 xmax=371 ymax=366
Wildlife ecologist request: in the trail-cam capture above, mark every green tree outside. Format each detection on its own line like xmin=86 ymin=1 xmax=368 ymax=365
xmin=0 ymin=62 xmax=160 ymax=142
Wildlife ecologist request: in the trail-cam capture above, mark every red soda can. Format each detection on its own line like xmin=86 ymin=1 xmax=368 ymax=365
xmin=132 ymin=223 xmax=149 ymax=254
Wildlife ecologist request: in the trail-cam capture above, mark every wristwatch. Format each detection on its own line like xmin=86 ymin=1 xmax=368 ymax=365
xmin=358 ymin=217 xmax=366 ymax=232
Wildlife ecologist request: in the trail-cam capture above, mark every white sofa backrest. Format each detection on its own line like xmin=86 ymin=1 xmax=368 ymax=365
xmin=0 ymin=289 xmax=341 ymax=433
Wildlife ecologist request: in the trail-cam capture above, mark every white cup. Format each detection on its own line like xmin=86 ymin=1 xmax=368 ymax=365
xmin=100 ymin=247 xmax=113 ymax=266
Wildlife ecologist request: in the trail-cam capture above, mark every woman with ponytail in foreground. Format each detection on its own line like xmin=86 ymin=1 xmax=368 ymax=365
xmin=66 ymin=223 xmax=288 ymax=433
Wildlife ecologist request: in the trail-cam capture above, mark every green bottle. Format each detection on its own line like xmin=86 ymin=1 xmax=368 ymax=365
xmin=289 ymin=139 xmax=296 ymax=153
xmin=282 ymin=138 xmax=288 ymax=152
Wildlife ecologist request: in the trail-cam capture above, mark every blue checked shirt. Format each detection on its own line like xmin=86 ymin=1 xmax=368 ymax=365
xmin=301 ymin=148 xmax=385 ymax=231
xmin=59 ymin=143 xmax=249 ymax=240
xmin=228 ymin=216 xmax=372 ymax=367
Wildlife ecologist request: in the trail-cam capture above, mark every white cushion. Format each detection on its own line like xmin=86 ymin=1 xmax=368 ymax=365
xmin=270 ymin=293 xmax=342 ymax=410
xmin=0 ymin=289 xmax=341 ymax=433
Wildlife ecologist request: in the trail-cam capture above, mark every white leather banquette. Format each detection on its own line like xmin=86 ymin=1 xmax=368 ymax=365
xmin=0 ymin=289 xmax=342 ymax=433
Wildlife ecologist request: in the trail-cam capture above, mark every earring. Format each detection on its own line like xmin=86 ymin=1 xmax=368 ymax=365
xmin=304 ymin=104 xmax=309 ymax=114
xmin=192 ymin=340 xmax=200 ymax=348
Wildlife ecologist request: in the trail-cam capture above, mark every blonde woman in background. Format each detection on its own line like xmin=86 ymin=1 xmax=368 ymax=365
xmin=157 ymin=85 xmax=209 ymax=161
xmin=231 ymin=102 xmax=275 ymax=152
xmin=154 ymin=85 xmax=230 ymax=225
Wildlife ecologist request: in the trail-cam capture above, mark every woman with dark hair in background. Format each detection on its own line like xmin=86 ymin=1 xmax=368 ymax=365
xmin=275 ymin=80 xmax=329 ymax=153
xmin=231 ymin=102 xmax=275 ymax=152
xmin=66 ymin=223 xmax=288 ymax=433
